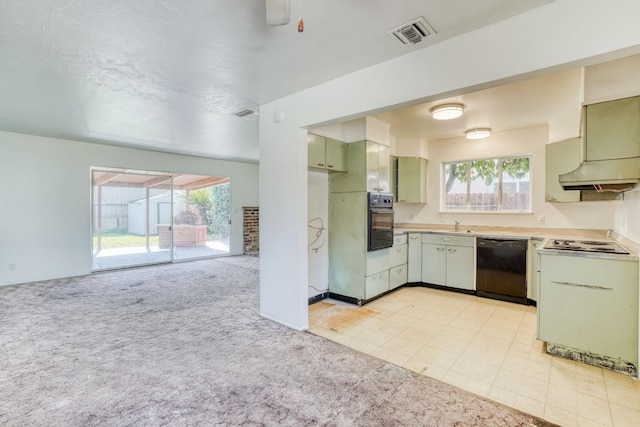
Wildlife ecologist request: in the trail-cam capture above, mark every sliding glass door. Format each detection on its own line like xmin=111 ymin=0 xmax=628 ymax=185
xmin=171 ymin=175 xmax=230 ymax=261
xmin=92 ymin=167 xmax=230 ymax=271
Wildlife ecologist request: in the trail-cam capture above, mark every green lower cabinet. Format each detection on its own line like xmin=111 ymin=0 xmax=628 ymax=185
xmin=421 ymin=233 xmax=475 ymax=290
xmin=407 ymin=233 xmax=422 ymax=282
xmin=445 ymin=246 xmax=474 ymax=290
xmin=389 ymin=264 xmax=408 ymax=290
xmin=421 ymin=244 xmax=447 ymax=286
xmin=529 ymin=238 xmax=543 ymax=303
xmin=538 ymin=253 xmax=638 ymax=370
xmin=365 ymin=270 xmax=389 ymax=300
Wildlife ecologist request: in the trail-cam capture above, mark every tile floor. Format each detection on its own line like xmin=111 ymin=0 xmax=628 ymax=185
xmin=308 ymin=286 xmax=640 ymax=427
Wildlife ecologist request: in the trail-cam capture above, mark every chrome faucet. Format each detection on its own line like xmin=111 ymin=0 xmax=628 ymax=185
xmin=454 ymin=220 xmax=460 ymax=232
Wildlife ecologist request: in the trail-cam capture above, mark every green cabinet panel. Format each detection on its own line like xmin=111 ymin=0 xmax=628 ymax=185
xmin=325 ymin=137 xmax=347 ymax=171
xmin=445 ymin=246 xmax=474 ymax=290
xmin=585 ymin=96 xmax=640 ymax=161
xmin=421 ymin=233 xmax=474 ymax=290
xmin=389 ymin=264 xmax=408 ymax=290
xmin=308 ymin=133 xmax=326 ymax=169
xmin=538 ymin=254 xmax=638 ymax=367
xmin=407 ymin=233 xmax=422 ymax=282
xmin=545 ymin=138 xmax=581 ymax=203
xmin=365 ymin=270 xmax=389 ymax=300
xmin=329 ymin=140 xmax=391 ymax=193
xmin=398 ymin=157 xmax=428 ymax=203
xmin=421 ymin=244 xmax=446 ymax=286
xmin=308 ymin=133 xmax=347 ymax=172
xmin=376 ymin=144 xmax=390 ymax=193
xmin=529 ymin=238 xmax=543 ymax=304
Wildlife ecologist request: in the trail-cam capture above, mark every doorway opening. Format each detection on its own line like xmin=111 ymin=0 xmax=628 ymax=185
xmin=91 ymin=167 xmax=230 ymax=271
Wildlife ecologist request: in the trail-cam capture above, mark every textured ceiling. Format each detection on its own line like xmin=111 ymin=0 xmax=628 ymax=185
xmin=0 ymin=1 xmax=554 ymax=162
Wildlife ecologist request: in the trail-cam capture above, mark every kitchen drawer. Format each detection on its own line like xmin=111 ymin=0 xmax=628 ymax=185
xmin=366 ymin=247 xmax=390 ymax=275
xmin=365 ymin=270 xmax=389 ymax=300
xmin=389 ymin=243 xmax=408 ymax=267
xmin=389 ymin=264 xmax=407 ymax=290
xmin=393 ymin=234 xmax=408 ymax=245
xmin=421 ymin=233 xmax=474 ymax=247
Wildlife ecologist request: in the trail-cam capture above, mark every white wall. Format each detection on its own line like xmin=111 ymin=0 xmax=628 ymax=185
xmin=394 ymin=125 xmax=617 ymax=230
xmin=0 ymin=131 xmax=258 ymax=286
xmin=308 ymin=170 xmax=329 ymax=298
xmin=614 ymin=188 xmax=640 ymax=244
xmin=259 ymin=0 xmax=640 ymax=329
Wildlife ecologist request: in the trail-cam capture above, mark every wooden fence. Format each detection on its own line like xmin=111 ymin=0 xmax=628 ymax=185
xmin=445 ymin=193 xmax=529 ymax=211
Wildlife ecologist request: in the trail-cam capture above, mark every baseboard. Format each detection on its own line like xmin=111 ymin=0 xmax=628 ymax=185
xmin=476 ymin=290 xmax=528 ymax=305
xmin=328 ymin=292 xmax=360 ymax=305
xmin=420 ymin=283 xmax=476 ymax=296
xmin=308 ymin=292 xmax=329 ymax=305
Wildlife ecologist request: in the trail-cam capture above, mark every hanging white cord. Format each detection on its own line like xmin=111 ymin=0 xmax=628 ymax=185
xmin=307 ymin=217 xmax=326 ymax=253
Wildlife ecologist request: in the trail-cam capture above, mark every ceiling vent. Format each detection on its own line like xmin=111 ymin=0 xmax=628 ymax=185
xmin=234 ymin=108 xmax=259 ymax=119
xmin=386 ymin=17 xmax=436 ymax=46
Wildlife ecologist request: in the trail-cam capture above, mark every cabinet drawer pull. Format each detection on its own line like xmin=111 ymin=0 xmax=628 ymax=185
xmin=437 ymin=247 xmax=445 ymax=252
xmin=443 ymin=237 xmax=450 ymax=242
xmin=448 ymin=248 xmax=456 ymax=253
xmin=317 ymin=163 xmax=325 ymax=167
xmin=552 ymin=281 xmax=613 ymax=291
xmin=327 ymin=164 xmax=334 ymax=168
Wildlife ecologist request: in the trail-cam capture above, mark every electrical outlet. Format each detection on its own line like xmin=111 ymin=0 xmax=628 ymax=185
xmin=537 ymin=215 xmax=545 ymax=225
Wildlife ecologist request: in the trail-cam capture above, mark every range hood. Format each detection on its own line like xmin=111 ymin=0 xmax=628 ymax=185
xmin=558 ymin=96 xmax=640 ymax=192
xmin=559 ymin=157 xmax=640 ymax=191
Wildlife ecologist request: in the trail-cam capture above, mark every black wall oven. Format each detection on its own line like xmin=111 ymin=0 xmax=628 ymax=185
xmin=368 ymin=192 xmax=394 ymax=251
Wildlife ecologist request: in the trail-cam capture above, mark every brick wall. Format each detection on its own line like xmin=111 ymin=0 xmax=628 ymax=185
xmin=243 ymin=207 xmax=259 ymax=254
xmin=158 ymin=224 xmax=207 ymax=248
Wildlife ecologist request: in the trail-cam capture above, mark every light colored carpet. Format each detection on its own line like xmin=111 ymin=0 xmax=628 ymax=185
xmin=0 ymin=255 xmax=554 ymax=426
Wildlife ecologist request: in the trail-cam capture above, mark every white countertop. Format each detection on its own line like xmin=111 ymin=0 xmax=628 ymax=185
xmin=394 ymin=224 xmax=639 ymax=261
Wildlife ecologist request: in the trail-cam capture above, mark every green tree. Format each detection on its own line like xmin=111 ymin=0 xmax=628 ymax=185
xmin=208 ymin=183 xmax=230 ymax=238
xmin=179 ymin=189 xmax=212 ymax=226
xmin=445 ymin=158 xmax=529 ymax=192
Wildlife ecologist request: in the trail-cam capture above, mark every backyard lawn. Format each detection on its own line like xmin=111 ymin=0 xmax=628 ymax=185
xmin=93 ymin=233 xmax=159 ymax=249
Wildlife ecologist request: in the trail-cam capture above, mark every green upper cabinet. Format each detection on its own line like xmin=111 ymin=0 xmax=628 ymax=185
xmin=307 ymin=133 xmax=347 ymax=172
xmin=325 ymin=137 xmax=347 ymax=171
xmin=545 ymin=138 xmax=581 ymax=203
xmin=308 ymin=134 xmax=326 ymax=169
xmin=366 ymin=141 xmax=390 ymax=192
xmin=397 ymin=157 xmax=428 ymax=203
xmin=585 ymin=96 xmax=640 ymax=161
xmin=330 ymin=140 xmax=391 ymax=193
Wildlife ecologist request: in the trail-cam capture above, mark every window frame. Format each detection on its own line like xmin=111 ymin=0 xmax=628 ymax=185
xmin=440 ymin=155 xmax=533 ymax=214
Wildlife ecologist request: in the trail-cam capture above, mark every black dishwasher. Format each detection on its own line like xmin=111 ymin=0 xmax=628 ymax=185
xmin=476 ymin=238 xmax=528 ymax=305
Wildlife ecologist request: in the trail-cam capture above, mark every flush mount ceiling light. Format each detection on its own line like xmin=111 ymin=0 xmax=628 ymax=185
xmin=465 ymin=128 xmax=492 ymax=139
xmin=430 ymin=103 xmax=464 ymax=120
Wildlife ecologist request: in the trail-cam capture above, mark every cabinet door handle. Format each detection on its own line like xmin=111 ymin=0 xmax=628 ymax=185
xmin=437 ymin=247 xmax=445 ymax=252
xmin=448 ymin=248 xmax=456 ymax=253
xmin=551 ymin=281 xmax=613 ymax=291
xmin=396 ymin=247 xmax=402 ymax=253
xmin=317 ymin=163 xmax=325 ymax=167
xmin=410 ymin=236 xmax=418 ymax=241
xmin=327 ymin=164 xmax=334 ymax=168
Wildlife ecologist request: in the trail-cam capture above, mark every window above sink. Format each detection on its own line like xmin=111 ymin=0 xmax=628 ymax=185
xmin=441 ymin=155 xmax=532 ymax=213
